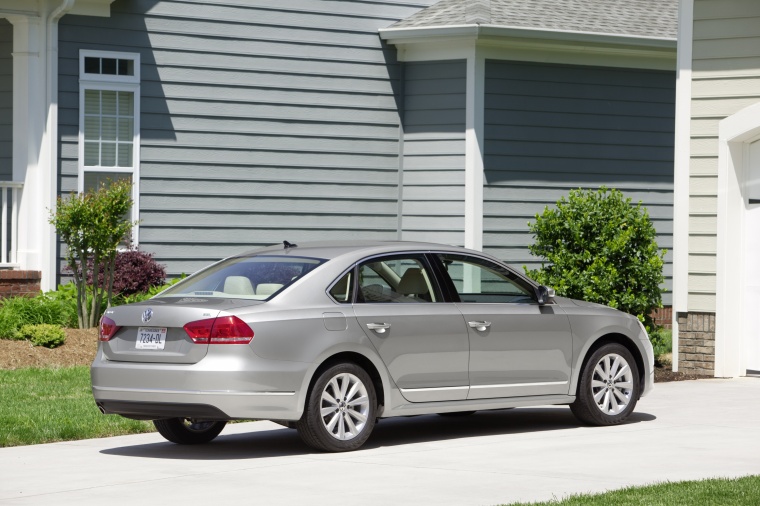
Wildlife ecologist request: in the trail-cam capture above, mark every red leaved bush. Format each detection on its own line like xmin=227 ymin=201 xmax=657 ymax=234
xmin=87 ymin=250 xmax=166 ymax=296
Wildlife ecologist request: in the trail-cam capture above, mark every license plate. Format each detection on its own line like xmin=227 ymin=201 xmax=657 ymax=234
xmin=136 ymin=327 xmax=167 ymax=350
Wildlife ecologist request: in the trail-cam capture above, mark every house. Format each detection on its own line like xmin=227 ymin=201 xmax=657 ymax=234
xmin=672 ymin=0 xmax=760 ymax=377
xmin=1 ymin=1 xmax=677 ymax=308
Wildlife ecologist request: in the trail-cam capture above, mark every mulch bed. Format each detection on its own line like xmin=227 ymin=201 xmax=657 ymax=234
xmin=0 ymin=328 xmax=98 ymax=369
xmin=0 ymin=331 xmax=714 ymax=383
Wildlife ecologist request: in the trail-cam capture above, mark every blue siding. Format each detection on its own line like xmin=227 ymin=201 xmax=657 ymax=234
xmin=401 ymin=60 xmax=466 ymax=244
xmin=58 ymin=0 xmax=435 ymax=276
xmin=483 ymin=60 xmax=675 ymax=304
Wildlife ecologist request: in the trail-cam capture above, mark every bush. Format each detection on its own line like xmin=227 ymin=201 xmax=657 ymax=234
xmin=649 ymin=327 xmax=672 ymax=357
xmin=19 ymin=324 xmax=66 ymax=348
xmin=0 ymin=295 xmax=73 ymax=340
xmin=87 ymin=249 xmax=166 ymax=296
xmin=525 ymin=187 xmax=666 ymax=328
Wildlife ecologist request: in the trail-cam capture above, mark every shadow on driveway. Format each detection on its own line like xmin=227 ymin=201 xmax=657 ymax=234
xmin=99 ymin=406 xmax=655 ymax=461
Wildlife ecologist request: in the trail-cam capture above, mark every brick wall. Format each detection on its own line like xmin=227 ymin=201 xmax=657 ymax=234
xmin=677 ymin=311 xmax=716 ymax=375
xmin=0 ymin=270 xmax=42 ymax=298
xmin=651 ymin=306 xmax=673 ymax=329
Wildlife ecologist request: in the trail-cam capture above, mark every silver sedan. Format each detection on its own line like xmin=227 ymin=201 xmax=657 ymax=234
xmin=92 ymin=241 xmax=654 ymax=452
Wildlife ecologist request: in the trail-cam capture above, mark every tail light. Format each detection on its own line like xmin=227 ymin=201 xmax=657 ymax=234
xmin=183 ymin=315 xmax=254 ymax=345
xmin=100 ymin=316 xmax=121 ymax=341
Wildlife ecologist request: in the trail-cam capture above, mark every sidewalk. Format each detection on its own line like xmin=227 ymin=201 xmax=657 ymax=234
xmin=2 ymin=378 xmax=759 ymax=506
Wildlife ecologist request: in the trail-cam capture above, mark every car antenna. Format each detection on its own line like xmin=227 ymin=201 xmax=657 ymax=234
xmin=283 ymin=240 xmax=298 ymax=249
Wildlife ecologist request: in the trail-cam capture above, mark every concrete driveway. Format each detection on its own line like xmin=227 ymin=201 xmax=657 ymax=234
xmin=1 ymin=378 xmax=759 ymax=506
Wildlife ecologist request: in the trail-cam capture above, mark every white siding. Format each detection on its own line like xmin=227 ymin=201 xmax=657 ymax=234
xmin=688 ymin=0 xmax=760 ymax=311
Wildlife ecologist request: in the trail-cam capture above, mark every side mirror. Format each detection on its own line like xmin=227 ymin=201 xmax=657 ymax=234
xmin=535 ymin=285 xmax=555 ymax=305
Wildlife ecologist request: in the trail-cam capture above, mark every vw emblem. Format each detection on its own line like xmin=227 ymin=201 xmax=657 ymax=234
xmin=141 ymin=308 xmax=153 ymax=323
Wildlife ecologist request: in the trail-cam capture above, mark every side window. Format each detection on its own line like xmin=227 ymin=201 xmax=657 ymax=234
xmin=329 ymin=271 xmax=354 ymax=303
xmin=357 ymin=256 xmax=437 ymax=303
xmin=437 ymin=254 xmax=534 ymax=304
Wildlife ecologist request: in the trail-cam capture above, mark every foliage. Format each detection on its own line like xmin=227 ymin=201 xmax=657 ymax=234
xmin=525 ymin=187 xmax=666 ymax=328
xmin=502 ymin=475 xmax=760 ymax=506
xmin=114 ymin=275 xmax=185 ymax=305
xmin=0 ymin=295 xmax=73 ymax=340
xmin=49 ymin=178 xmax=137 ymax=329
xmin=18 ymin=324 xmax=67 ymax=348
xmin=86 ymin=249 xmax=166 ymax=296
xmin=649 ymin=327 xmax=672 ymax=357
xmin=0 ymin=366 xmax=153 ymax=447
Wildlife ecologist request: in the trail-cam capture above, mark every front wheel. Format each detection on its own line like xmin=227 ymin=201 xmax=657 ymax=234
xmin=570 ymin=343 xmax=640 ymax=426
xmin=153 ymin=418 xmax=227 ymax=444
xmin=297 ymin=363 xmax=377 ymax=452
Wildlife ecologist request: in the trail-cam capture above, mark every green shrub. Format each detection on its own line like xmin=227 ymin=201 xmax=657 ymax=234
xmin=525 ymin=187 xmax=666 ymax=328
xmin=0 ymin=295 xmax=73 ymax=340
xmin=19 ymin=324 xmax=66 ymax=348
xmin=649 ymin=327 xmax=672 ymax=357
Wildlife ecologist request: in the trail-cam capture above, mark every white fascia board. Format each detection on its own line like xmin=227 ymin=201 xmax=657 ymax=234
xmin=0 ymin=0 xmax=114 ymax=18
xmin=383 ymin=25 xmax=675 ymax=68
xmin=69 ymin=0 xmax=116 ymax=17
xmin=380 ymin=24 xmax=676 ymax=49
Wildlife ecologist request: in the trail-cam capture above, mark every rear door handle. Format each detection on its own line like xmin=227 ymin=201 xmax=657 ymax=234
xmin=366 ymin=322 xmax=391 ymax=334
xmin=468 ymin=321 xmax=491 ymax=332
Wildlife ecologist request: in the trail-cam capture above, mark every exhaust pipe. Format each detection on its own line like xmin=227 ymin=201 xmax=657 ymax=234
xmin=96 ymin=402 xmax=106 ymax=414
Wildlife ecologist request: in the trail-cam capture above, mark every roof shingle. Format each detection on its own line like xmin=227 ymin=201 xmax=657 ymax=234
xmin=389 ymin=0 xmax=677 ymax=40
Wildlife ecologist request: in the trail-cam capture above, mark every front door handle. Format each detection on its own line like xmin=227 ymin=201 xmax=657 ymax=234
xmin=468 ymin=321 xmax=491 ymax=332
xmin=366 ymin=322 xmax=391 ymax=334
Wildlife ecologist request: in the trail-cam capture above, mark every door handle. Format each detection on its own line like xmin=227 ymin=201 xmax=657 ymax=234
xmin=468 ymin=321 xmax=491 ymax=332
xmin=366 ymin=322 xmax=391 ymax=334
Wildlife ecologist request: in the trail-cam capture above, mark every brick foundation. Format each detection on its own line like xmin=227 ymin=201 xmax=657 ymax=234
xmin=0 ymin=270 xmax=42 ymax=299
xmin=650 ymin=306 xmax=672 ymax=329
xmin=677 ymin=311 xmax=716 ymax=376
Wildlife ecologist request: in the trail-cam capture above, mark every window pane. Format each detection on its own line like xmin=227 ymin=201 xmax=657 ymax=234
xmin=102 ymin=58 xmax=117 ymax=75
xmin=84 ymin=117 xmax=100 ymax=140
xmin=83 ymin=171 xmax=132 ymax=193
xmin=84 ymin=57 xmax=100 ymax=74
xmin=117 ymin=92 xmax=134 ymax=116
xmin=101 ymin=117 xmax=117 ymax=141
xmin=357 ymin=257 xmax=435 ymax=303
xmin=118 ymin=118 xmax=132 ymax=140
xmin=117 ymin=143 xmax=133 ymax=167
xmin=330 ymin=272 xmax=354 ymax=303
xmin=101 ymin=91 xmax=117 ymax=115
xmin=84 ymin=142 xmax=99 ymax=166
xmin=101 ymin=143 xmax=116 ymax=166
xmin=117 ymin=59 xmax=134 ymax=76
xmin=84 ymin=90 xmax=100 ymax=115
xmin=438 ymin=254 xmax=533 ymax=304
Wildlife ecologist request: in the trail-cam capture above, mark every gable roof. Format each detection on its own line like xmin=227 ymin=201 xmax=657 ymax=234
xmin=389 ymin=0 xmax=677 ymax=40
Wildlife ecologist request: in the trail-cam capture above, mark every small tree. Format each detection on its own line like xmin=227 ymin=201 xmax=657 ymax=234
xmin=49 ymin=179 xmax=136 ymax=328
xmin=525 ymin=187 xmax=665 ymax=328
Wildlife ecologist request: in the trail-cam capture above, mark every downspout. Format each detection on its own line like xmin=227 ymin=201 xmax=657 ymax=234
xmin=42 ymin=0 xmax=75 ymax=290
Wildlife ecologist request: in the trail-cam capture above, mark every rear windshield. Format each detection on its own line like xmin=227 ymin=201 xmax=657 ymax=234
xmin=156 ymin=255 xmax=326 ymax=300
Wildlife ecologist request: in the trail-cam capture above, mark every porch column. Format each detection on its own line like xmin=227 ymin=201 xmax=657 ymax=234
xmin=9 ymin=14 xmax=47 ymax=280
xmin=464 ymin=50 xmax=485 ymax=251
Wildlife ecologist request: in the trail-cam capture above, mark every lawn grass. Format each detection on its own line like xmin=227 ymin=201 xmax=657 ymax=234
xmin=503 ymin=475 xmax=760 ymax=505
xmin=0 ymin=366 xmax=153 ymax=447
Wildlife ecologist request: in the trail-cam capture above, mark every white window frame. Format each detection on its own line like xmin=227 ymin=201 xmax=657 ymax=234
xmin=78 ymin=49 xmax=141 ymax=247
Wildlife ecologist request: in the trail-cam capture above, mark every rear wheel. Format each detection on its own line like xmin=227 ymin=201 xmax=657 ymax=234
xmin=570 ymin=343 xmax=640 ymax=426
xmin=153 ymin=418 xmax=227 ymax=444
xmin=297 ymin=363 xmax=377 ymax=452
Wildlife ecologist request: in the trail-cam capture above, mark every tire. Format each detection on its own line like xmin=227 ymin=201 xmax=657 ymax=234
xmin=153 ymin=418 xmax=227 ymax=445
xmin=570 ymin=343 xmax=640 ymax=426
xmin=296 ymin=363 xmax=377 ymax=452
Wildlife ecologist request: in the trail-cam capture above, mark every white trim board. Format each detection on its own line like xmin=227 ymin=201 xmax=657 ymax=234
xmin=715 ymin=101 xmax=760 ymax=377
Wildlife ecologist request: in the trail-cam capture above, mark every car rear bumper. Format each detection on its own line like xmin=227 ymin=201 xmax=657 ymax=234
xmin=90 ymin=347 xmax=307 ymax=421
